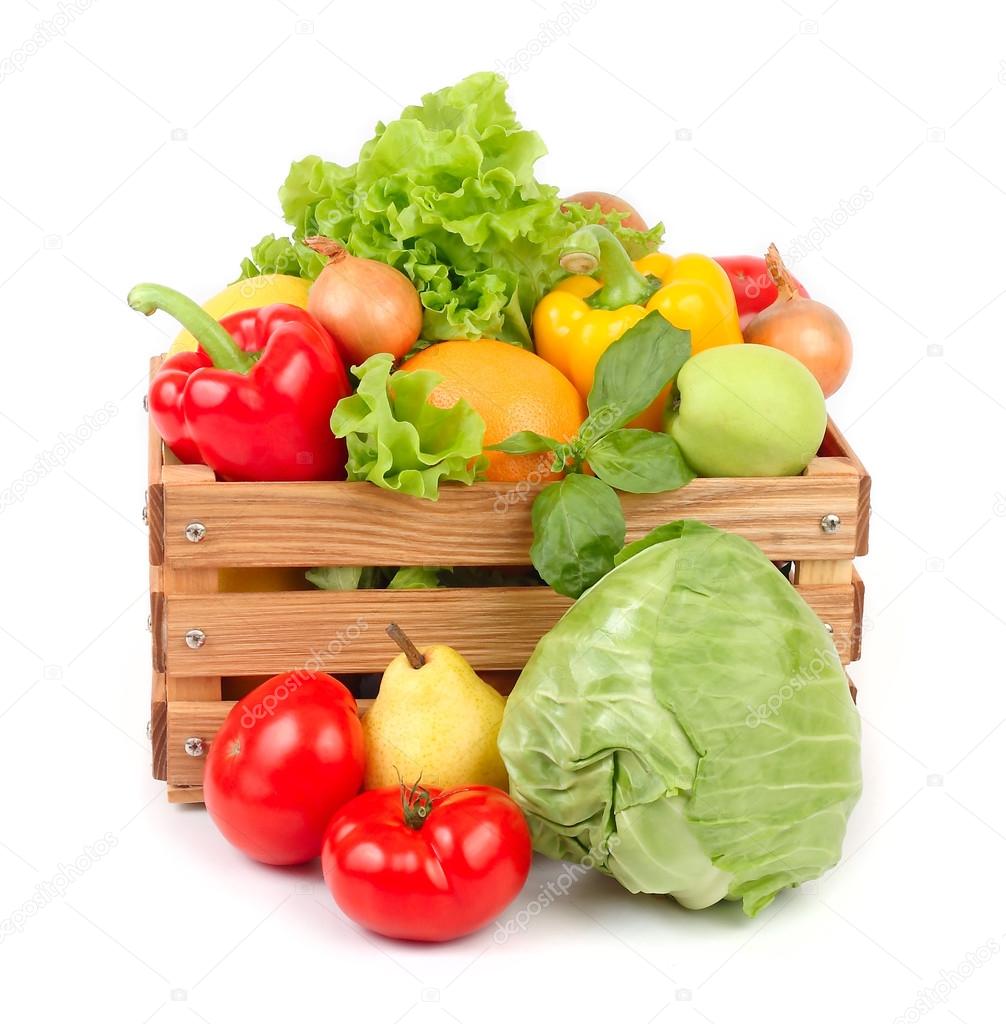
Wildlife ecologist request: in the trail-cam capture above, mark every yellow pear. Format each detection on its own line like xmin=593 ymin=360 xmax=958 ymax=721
xmin=363 ymin=625 xmax=508 ymax=791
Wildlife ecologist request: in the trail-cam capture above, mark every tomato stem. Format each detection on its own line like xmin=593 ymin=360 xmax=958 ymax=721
xmin=386 ymin=623 xmax=425 ymax=669
xmin=399 ymin=774 xmax=434 ymax=830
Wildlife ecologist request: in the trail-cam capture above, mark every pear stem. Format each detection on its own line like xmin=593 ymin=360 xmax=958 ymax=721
xmin=386 ymin=623 xmax=424 ymax=669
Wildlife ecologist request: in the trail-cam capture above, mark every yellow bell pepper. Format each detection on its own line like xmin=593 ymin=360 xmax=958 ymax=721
xmin=167 ymin=274 xmax=312 ymax=354
xmin=534 ymin=226 xmax=743 ymax=429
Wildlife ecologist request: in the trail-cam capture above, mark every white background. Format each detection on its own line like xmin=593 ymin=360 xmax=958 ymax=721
xmin=1 ymin=0 xmax=1004 ymax=1021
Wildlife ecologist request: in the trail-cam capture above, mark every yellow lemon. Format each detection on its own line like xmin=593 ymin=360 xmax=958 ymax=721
xmin=167 ymin=275 xmax=312 ymax=354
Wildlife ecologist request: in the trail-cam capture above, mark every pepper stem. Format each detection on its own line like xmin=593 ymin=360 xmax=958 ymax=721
xmin=764 ymin=244 xmax=799 ymax=303
xmin=386 ymin=623 xmax=425 ymax=669
xmin=398 ymin=773 xmax=434 ymax=830
xmin=128 ymin=283 xmax=255 ymax=374
xmin=559 ymin=224 xmax=657 ymax=308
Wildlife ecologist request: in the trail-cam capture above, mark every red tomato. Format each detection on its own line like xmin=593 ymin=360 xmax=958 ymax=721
xmin=715 ymin=254 xmax=809 ymax=326
xmin=322 ymin=784 xmax=532 ymax=942
xmin=563 ymin=190 xmax=649 ymax=232
xmin=204 ymin=672 xmax=365 ymax=865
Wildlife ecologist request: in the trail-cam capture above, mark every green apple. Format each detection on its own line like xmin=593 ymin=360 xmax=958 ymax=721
xmin=669 ymin=344 xmax=827 ymax=477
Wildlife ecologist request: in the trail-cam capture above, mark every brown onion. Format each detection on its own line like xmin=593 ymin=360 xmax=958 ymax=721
xmin=744 ymin=244 xmax=852 ymax=398
xmin=305 ymin=236 xmax=423 ymax=364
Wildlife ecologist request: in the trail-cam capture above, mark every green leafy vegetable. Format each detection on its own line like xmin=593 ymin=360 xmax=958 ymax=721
xmin=586 ymin=310 xmax=692 ymax=427
xmin=239 ymin=72 xmax=662 ymax=345
xmin=492 ymin=312 xmax=695 ymax=596
xmin=529 ymin=475 xmax=625 ymax=599
xmin=587 ymin=429 xmax=695 ymax=493
xmin=499 ymin=521 xmax=862 ymax=916
xmin=486 ymin=431 xmax=561 ymax=455
xmin=330 ymin=353 xmax=487 ymax=500
xmin=305 ymin=566 xmax=371 ymax=591
xmin=386 ymin=566 xmax=443 ymax=589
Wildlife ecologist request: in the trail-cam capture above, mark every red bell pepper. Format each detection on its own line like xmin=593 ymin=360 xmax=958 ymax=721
xmin=715 ymin=255 xmax=809 ymax=328
xmin=130 ymin=284 xmax=351 ymax=482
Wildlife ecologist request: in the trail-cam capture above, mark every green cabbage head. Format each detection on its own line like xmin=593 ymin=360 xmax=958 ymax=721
xmin=498 ymin=520 xmax=862 ymax=916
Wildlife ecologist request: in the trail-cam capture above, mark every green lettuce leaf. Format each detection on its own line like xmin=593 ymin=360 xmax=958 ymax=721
xmin=386 ymin=566 xmax=444 ymax=589
xmin=330 ymin=353 xmax=487 ymax=499
xmin=239 ymin=72 xmax=663 ymax=344
xmin=499 ymin=521 xmax=862 ymax=916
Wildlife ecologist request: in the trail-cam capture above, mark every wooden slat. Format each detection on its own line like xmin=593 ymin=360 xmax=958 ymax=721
xmin=167 ymin=786 xmax=205 ymax=805
xmin=820 ymin=418 xmax=871 ymax=556
xmin=167 ymin=698 xmax=374 ymax=789
xmin=165 ymin=588 xmax=569 ymax=676
xmin=162 ymin=472 xmax=862 ymax=568
xmin=161 ymin=463 xmax=222 ymax=704
xmin=163 ymin=581 xmax=860 ymax=678
xmin=794 ymin=456 xmax=859 ymax=585
xmin=147 ymin=484 xmax=164 ymax=567
xmin=850 ymin=568 xmax=865 ymax=663
xmin=151 ymin=672 xmax=166 ymax=781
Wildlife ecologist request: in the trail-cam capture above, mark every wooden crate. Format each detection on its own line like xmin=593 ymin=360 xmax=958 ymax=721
xmin=145 ymin=360 xmax=870 ymax=804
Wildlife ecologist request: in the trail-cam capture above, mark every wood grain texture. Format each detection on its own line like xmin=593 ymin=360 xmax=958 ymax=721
xmin=167 ymin=786 xmax=205 ymax=805
xmin=150 ymin=672 xmax=166 ymax=781
xmin=851 ymin=568 xmax=865 ymax=663
xmin=162 ymin=472 xmax=862 ymax=568
xmin=163 ymin=581 xmax=860 ymax=678
xmin=161 ymin=489 xmax=222 ymax=704
xmin=820 ymin=418 xmax=871 ymax=556
xmin=147 ymin=484 xmax=164 ymax=567
xmin=794 ymin=559 xmax=854 ymax=585
xmin=150 ymin=591 xmax=165 ymax=673
xmin=167 ymin=698 xmax=374 ymax=789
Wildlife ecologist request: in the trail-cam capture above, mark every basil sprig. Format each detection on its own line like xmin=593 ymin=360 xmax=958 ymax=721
xmin=489 ymin=311 xmax=695 ymax=598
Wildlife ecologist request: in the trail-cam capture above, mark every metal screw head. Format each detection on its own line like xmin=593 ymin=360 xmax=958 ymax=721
xmin=146 ymin=720 xmax=152 ymax=740
xmin=820 ymin=513 xmax=841 ymax=534
xmin=142 ymin=394 xmax=149 ymax=412
xmin=184 ymin=522 xmax=206 ymax=543
xmin=146 ymin=615 xmax=152 ymax=633
xmin=183 ymin=737 xmax=205 ymax=758
xmin=824 ymin=622 xmax=834 ymax=634
xmin=142 ymin=504 xmax=148 ymax=525
xmin=185 ymin=628 xmax=206 ymax=649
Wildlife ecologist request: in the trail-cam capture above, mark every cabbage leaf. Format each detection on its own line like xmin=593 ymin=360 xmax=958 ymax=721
xmin=498 ymin=520 xmax=862 ymax=916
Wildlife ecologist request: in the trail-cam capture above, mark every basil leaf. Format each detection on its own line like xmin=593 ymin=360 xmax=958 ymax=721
xmin=587 ymin=311 xmax=691 ymax=428
xmin=387 ymin=566 xmax=444 ymax=589
xmin=530 ymin=475 xmax=626 ymax=599
xmin=487 ymin=431 xmax=561 ymax=455
xmin=587 ymin=429 xmax=696 ymax=494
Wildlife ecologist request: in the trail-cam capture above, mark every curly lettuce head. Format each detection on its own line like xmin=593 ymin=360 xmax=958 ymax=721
xmin=239 ymin=72 xmax=662 ymax=346
xmin=498 ymin=521 xmax=862 ymax=916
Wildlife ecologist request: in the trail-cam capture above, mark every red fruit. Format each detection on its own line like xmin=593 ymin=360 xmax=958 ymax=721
xmin=203 ymin=672 xmax=365 ymax=865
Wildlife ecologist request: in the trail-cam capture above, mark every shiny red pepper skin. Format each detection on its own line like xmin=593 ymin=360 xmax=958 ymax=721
xmin=146 ymin=301 xmax=350 ymax=482
xmin=715 ymin=255 xmax=809 ymax=326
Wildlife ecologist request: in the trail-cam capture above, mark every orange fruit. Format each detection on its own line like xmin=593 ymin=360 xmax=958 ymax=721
xmin=401 ymin=340 xmax=587 ymax=482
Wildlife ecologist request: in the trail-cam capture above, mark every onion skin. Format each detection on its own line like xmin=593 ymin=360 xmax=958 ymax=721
xmin=743 ymin=245 xmax=852 ymax=398
xmin=305 ymin=236 xmax=422 ymax=365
